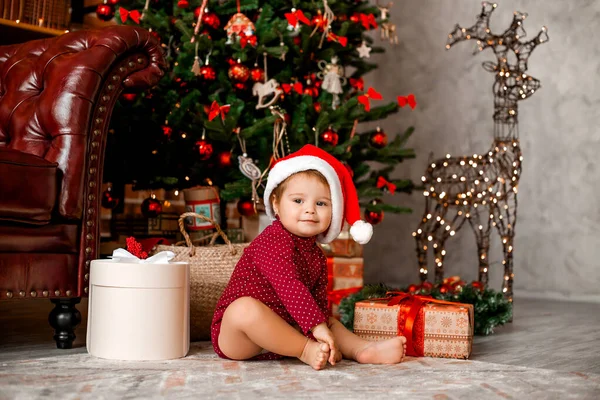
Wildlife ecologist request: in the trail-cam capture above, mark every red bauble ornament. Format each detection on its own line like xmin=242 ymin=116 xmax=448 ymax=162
xmin=350 ymin=14 xmax=360 ymax=23
xmin=217 ymin=151 xmax=232 ymax=168
xmin=471 ymin=281 xmax=485 ymax=291
xmin=193 ymin=6 xmax=202 ymax=19
xmin=196 ymin=139 xmax=213 ymax=161
xmin=162 ymin=125 xmax=173 ymax=137
xmin=439 ymin=284 xmax=451 ymax=294
xmin=237 ymin=198 xmax=256 ymax=216
xmin=96 ymin=4 xmax=115 ymax=21
xmin=199 ymin=65 xmax=216 ymax=81
xmin=107 ymin=0 xmax=120 ymax=5
xmin=369 ymin=128 xmax=388 ymax=149
xmin=293 ymin=36 xmax=302 ymax=46
xmin=233 ymin=82 xmax=247 ymax=91
xmin=101 ymin=188 xmax=119 ymax=209
xmin=202 ymin=12 xmax=220 ymax=29
xmin=303 ymin=86 xmax=319 ymax=97
xmin=250 ymin=67 xmax=265 ymax=82
xmin=121 ymin=93 xmax=137 ymax=102
xmin=177 ymin=0 xmax=189 ymax=8
xmin=319 ymin=127 xmax=339 ymax=146
xmin=228 ymin=62 xmax=250 ymax=83
xmin=364 ymin=209 xmax=384 ymax=225
xmin=313 ymin=102 xmax=322 ymax=113
xmin=141 ymin=197 xmax=162 ymax=218
xmin=407 ymin=284 xmax=419 ymax=293
xmin=365 ymin=198 xmax=384 ymax=225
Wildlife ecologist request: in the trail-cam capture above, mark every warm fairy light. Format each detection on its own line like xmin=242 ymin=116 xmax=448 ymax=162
xmin=185 ymin=176 xmax=190 ymax=181
xmin=174 ymin=190 xmax=179 ymax=196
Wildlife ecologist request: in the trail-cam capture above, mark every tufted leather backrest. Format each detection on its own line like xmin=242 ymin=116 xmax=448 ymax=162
xmin=0 ymin=26 xmax=165 ymax=220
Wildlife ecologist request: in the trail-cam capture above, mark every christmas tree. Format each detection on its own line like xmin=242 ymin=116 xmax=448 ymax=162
xmin=102 ymin=0 xmax=417 ymax=222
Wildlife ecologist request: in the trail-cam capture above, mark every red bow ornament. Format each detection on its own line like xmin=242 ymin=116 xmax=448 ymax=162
xmin=239 ymin=32 xmax=257 ymax=49
xmin=358 ymin=87 xmax=383 ymax=112
xmin=349 ymin=77 xmax=364 ymax=91
xmin=326 ymin=32 xmax=348 ymax=47
xmin=281 ymin=82 xmax=304 ymax=95
xmin=376 ymin=176 xmax=397 ymax=194
xmin=285 ymin=9 xmax=310 ymax=28
xmin=119 ymin=8 xmax=141 ymax=24
xmin=208 ymin=101 xmax=230 ymax=122
xmin=397 ymin=94 xmax=417 ymax=109
xmin=360 ymin=13 xmax=378 ymax=30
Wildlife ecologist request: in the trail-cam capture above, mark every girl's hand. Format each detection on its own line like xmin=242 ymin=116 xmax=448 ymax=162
xmin=311 ymin=322 xmax=340 ymax=365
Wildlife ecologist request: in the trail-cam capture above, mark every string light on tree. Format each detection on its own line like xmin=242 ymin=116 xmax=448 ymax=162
xmin=101 ymin=185 xmax=119 ymax=209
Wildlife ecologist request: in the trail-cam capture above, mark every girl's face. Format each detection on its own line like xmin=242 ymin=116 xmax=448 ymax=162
xmin=272 ymin=173 xmax=332 ymax=238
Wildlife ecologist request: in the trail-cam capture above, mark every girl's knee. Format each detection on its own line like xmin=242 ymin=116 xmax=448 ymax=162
xmin=225 ymin=297 xmax=264 ymax=326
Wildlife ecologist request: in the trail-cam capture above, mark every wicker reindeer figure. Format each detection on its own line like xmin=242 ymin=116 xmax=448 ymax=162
xmin=414 ymin=2 xmax=548 ymax=303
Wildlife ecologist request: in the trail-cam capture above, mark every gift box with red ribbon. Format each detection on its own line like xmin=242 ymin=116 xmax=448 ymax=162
xmin=353 ymin=292 xmax=474 ymax=359
xmin=319 ymin=226 xmax=363 ymax=258
xmin=327 ymin=257 xmax=364 ymax=291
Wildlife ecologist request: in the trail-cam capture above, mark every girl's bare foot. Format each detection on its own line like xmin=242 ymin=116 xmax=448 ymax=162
xmin=299 ymin=340 xmax=330 ymax=370
xmin=355 ymin=336 xmax=407 ymax=364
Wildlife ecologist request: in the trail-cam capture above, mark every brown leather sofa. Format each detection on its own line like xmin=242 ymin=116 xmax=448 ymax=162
xmin=0 ymin=26 xmax=166 ymax=348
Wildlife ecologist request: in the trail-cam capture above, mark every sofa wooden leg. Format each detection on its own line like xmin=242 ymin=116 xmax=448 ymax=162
xmin=49 ymin=298 xmax=82 ymax=349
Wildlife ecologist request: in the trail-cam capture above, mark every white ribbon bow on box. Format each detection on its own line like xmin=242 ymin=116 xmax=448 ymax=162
xmin=110 ymin=249 xmax=176 ymax=264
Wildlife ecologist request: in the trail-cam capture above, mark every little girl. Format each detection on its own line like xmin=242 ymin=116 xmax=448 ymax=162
xmin=211 ymin=145 xmax=406 ymax=370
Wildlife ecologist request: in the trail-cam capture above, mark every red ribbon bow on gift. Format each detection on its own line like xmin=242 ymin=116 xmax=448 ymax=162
xmin=208 ymin=101 xmax=230 ymax=122
xmin=239 ymin=32 xmax=257 ymax=49
xmin=397 ymin=94 xmax=417 ymax=109
xmin=360 ymin=13 xmax=378 ymax=30
xmin=358 ymin=87 xmax=383 ymax=112
xmin=285 ymin=9 xmax=310 ymax=28
xmin=120 ymin=8 xmax=141 ymax=24
xmin=327 ymin=32 xmax=348 ymax=47
xmin=281 ymin=82 xmax=304 ymax=95
xmin=379 ymin=291 xmax=469 ymax=357
xmin=376 ymin=176 xmax=397 ymax=194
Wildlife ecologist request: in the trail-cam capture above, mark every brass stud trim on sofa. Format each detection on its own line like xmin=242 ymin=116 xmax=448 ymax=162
xmin=89 ymin=167 xmax=97 ymax=174
xmin=6 ymin=291 xmax=13 ymax=298
xmin=42 ymin=290 xmax=49 ymax=297
xmin=84 ymin=287 xmax=89 ymax=294
xmin=86 ymin=260 xmax=91 ymax=267
xmin=137 ymin=58 xmax=144 ymax=64
xmin=111 ymin=75 xmax=120 ymax=81
xmin=85 ymin=247 xmax=92 ymax=254
xmin=88 ymin=194 xmax=95 ymax=201
xmin=119 ymin=67 xmax=126 ymax=73
xmin=91 ymin=155 xmax=98 ymax=161
xmin=95 ymin=118 xmax=103 ymax=125
xmin=89 ymin=181 xmax=96 ymax=188
xmin=85 ymin=273 xmax=89 ymax=281
xmin=128 ymin=61 xmax=135 ymax=68
xmin=55 ymin=290 xmax=61 ymax=296
xmin=107 ymin=84 xmax=114 ymax=91
xmin=102 ymin=95 xmax=110 ymax=102
xmin=86 ymin=234 xmax=93 ymax=241
xmin=19 ymin=290 xmax=25 ymax=297
xmin=98 ymin=106 xmax=106 ymax=113
xmin=66 ymin=290 xmax=72 ymax=297
xmin=86 ymin=221 xmax=93 ymax=227
xmin=30 ymin=290 xmax=37 ymax=297
xmin=88 ymin=208 xmax=94 ymax=215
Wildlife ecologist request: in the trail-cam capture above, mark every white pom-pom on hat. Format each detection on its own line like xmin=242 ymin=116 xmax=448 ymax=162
xmin=264 ymin=144 xmax=374 ymax=244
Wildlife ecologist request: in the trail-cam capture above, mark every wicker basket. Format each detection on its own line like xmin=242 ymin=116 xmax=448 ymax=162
xmin=154 ymin=212 xmax=248 ymax=341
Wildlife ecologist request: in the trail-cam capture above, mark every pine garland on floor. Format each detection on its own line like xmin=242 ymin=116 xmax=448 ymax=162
xmin=338 ymin=283 xmax=513 ymax=336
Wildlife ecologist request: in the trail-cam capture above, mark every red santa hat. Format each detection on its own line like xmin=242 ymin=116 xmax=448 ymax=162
xmin=264 ymin=144 xmax=373 ymax=244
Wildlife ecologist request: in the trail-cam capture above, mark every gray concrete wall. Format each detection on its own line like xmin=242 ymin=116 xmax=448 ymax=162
xmin=364 ymin=0 xmax=600 ymax=300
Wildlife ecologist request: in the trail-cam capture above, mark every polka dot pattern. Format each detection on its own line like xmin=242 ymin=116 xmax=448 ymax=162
xmin=211 ymin=219 xmax=329 ymax=360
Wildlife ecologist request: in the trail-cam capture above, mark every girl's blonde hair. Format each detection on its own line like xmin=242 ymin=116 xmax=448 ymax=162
xmin=269 ymin=170 xmax=329 ymax=211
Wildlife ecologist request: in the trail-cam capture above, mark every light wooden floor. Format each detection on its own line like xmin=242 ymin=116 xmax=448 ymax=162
xmin=1 ymin=297 xmax=599 ymax=375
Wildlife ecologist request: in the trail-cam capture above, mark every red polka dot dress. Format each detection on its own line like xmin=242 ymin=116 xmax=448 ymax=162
xmin=211 ymin=219 xmax=329 ymax=360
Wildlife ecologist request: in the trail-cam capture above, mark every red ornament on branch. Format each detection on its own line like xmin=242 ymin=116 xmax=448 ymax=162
xmin=319 ymin=127 xmax=339 ymax=146
xmin=196 ymin=139 xmax=213 ymax=160
xmin=364 ymin=198 xmax=384 ymax=225
xmin=369 ymin=127 xmax=388 ymax=149
xmin=228 ymin=61 xmax=250 ymax=82
xmin=237 ymin=198 xmax=256 ymax=216
xmin=141 ymin=197 xmax=162 ymax=218
xmin=217 ymin=151 xmax=232 ymax=168
xmin=101 ymin=188 xmax=119 ymax=209
xmin=177 ymin=0 xmax=189 ymax=8
xmin=96 ymin=4 xmax=115 ymax=21
xmin=121 ymin=93 xmax=137 ymax=102
xmin=250 ymin=67 xmax=265 ymax=82
xmin=202 ymin=11 xmax=221 ymax=29
xmin=199 ymin=65 xmax=216 ymax=81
